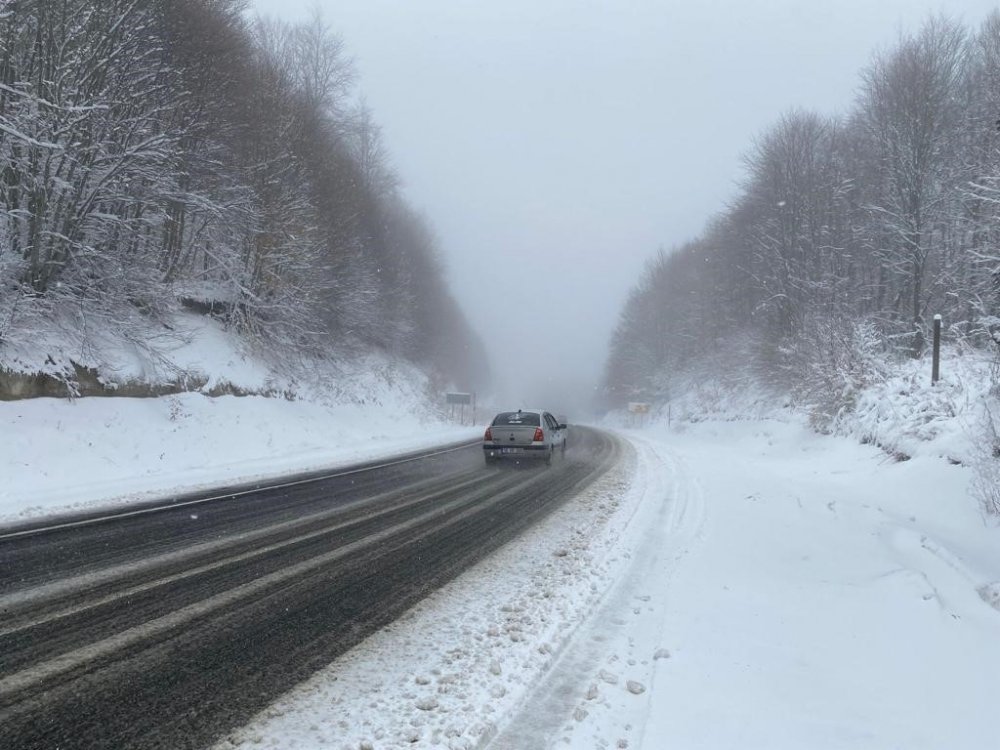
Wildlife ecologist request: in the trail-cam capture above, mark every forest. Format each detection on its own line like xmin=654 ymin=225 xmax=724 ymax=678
xmin=0 ymin=0 xmax=489 ymax=395
xmin=603 ymin=14 xmax=1000 ymax=428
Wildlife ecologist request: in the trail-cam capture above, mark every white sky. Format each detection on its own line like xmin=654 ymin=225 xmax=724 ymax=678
xmin=250 ymin=0 xmax=999 ymax=415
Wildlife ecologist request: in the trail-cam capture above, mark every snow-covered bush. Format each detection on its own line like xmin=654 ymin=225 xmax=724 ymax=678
xmin=777 ymin=316 xmax=891 ymax=431
xmin=821 ymin=346 xmax=993 ymax=468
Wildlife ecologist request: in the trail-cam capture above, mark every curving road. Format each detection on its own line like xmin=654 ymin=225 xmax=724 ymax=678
xmin=0 ymin=426 xmax=621 ymax=750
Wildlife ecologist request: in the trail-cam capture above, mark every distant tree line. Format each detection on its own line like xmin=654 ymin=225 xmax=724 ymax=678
xmin=0 ymin=0 xmax=488 ymax=391
xmin=603 ymin=14 xmax=1000 ymax=418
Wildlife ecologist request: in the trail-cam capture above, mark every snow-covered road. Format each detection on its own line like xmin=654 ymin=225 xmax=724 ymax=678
xmin=216 ymin=418 xmax=1000 ymax=750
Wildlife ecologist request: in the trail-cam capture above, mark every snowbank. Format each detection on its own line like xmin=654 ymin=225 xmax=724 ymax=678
xmin=0 ymin=389 xmax=478 ymax=522
xmin=1 ymin=314 xmax=480 ymax=522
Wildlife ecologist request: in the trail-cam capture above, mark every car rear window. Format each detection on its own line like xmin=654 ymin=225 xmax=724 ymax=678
xmin=492 ymin=412 xmax=540 ymax=427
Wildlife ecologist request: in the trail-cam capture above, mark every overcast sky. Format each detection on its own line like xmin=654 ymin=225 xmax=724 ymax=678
xmin=251 ymin=0 xmax=998 ymax=415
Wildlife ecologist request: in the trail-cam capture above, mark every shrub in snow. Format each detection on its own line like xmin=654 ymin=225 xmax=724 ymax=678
xmin=776 ymin=316 xmax=890 ymax=432
xmin=822 ymin=348 xmax=994 ymax=464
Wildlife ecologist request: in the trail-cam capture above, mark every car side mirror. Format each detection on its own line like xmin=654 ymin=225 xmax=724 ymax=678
xmin=557 ymin=423 xmax=567 ymax=430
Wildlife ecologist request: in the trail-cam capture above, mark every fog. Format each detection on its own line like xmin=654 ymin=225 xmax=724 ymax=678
xmin=251 ymin=0 xmax=997 ymax=418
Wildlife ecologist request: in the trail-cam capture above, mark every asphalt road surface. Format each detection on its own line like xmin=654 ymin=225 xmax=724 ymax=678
xmin=0 ymin=427 xmax=621 ymax=750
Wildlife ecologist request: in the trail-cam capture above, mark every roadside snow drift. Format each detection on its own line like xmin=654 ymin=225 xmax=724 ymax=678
xmin=1 ymin=386 xmax=477 ymax=522
xmin=1 ymin=315 xmax=482 ymax=522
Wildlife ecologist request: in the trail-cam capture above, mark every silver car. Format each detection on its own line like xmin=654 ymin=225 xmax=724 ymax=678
xmin=483 ymin=409 xmax=567 ymax=466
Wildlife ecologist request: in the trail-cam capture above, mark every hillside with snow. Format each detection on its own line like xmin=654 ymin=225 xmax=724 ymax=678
xmin=0 ymin=314 xmax=481 ymax=523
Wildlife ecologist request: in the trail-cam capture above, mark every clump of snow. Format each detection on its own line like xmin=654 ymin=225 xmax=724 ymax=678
xmin=979 ymin=582 xmax=1000 ymax=611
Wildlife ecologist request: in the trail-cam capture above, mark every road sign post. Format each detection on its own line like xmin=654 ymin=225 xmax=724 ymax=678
xmin=446 ymin=392 xmax=473 ymax=425
xmin=627 ymin=401 xmax=651 ymax=428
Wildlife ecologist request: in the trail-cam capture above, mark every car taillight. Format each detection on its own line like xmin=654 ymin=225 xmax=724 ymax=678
xmin=533 ymin=427 xmax=544 ymax=442
xmin=485 ymin=427 xmax=493 ymax=440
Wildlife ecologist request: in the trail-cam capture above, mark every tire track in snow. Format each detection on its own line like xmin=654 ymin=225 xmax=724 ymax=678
xmin=484 ymin=433 xmax=707 ymax=750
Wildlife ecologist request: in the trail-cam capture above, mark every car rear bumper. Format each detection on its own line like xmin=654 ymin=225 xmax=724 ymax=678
xmin=483 ymin=444 xmax=550 ymax=460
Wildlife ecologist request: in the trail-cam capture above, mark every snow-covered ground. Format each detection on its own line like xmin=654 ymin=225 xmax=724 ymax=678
xmin=208 ymin=416 xmax=1000 ymax=750
xmin=5 ymin=332 xmax=999 ymax=748
xmin=0 ymin=390 xmax=478 ymax=523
